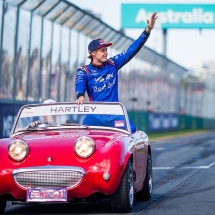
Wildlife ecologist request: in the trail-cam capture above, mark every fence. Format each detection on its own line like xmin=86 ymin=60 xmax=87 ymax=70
xmin=1 ymin=103 xmax=214 ymax=138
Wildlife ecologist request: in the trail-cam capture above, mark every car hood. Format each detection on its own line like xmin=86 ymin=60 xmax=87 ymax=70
xmin=0 ymin=129 xmax=127 ymax=168
xmin=15 ymin=129 xmax=124 ymax=144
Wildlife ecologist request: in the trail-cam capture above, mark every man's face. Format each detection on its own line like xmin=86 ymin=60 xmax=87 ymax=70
xmin=43 ymin=115 xmax=56 ymax=125
xmin=92 ymin=47 xmax=108 ymax=64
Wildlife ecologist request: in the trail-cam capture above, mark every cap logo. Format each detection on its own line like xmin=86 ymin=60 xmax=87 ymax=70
xmin=99 ymin=39 xmax=105 ymax=45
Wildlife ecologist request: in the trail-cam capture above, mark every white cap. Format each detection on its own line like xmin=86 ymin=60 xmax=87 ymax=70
xmin=43 ymin=99 xmax=56 ymax=104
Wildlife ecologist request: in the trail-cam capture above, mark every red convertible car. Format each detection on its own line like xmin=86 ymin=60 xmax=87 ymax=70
xmin=0 ymin=102 xmax=152 ymax=213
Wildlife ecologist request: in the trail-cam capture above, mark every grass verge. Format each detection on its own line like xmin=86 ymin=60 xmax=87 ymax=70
xmin=148 ymin=129 xmax=209 ymax=140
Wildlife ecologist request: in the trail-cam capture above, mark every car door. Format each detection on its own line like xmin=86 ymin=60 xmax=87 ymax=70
xmin=133 ymin=132 xmax=148 ymax=181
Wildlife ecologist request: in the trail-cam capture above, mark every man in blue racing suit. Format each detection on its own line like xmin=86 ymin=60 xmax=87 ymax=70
xmin=75 ymin=12 xmax=158 ymax=133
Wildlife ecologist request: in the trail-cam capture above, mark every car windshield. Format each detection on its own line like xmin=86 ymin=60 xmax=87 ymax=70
xmin=12 ymin=102 xmax=130 ymax=135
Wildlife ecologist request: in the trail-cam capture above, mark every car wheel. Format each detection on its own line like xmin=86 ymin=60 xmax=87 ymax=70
xmin=0 ymin=199 xmax=6 ymax=214
xmin=110 ymin=160 xmax=134 ymax=213
xmin=134 ymin=154 xmax=153 ymax=201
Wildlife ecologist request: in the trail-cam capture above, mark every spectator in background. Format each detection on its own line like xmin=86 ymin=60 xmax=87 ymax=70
xmin=1 ymin=50 xmax=10 ymax=98
xmin=28 ymin=99 xmax=57 ymax=127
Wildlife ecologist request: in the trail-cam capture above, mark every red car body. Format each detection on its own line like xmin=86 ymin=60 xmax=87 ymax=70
xmin=0 ymin=102 xmax=152 ymax=213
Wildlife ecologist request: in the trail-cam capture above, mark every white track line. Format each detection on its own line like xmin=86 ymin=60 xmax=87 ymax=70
xmin=153 ymin=161 xmax=215 ymax=170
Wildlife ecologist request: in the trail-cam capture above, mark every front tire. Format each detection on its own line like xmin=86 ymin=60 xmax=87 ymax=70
xmin=135 ymin=154 xmax=153 ymax=201
xmin=110 ymin=160 xmax=134 ymax=213
xmin=0 ymin=198 xmax=6 ymax=214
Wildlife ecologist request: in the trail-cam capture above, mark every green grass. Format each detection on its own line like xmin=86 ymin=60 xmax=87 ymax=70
xmin=148 ymin=129 xmax=208 ymax=140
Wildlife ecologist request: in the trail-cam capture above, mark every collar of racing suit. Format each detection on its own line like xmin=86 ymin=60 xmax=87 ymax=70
xmin=90 ymin=62 xmax=104 ymax=68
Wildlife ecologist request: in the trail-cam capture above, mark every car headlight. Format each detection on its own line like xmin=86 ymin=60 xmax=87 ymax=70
xmin=74 ymin=136 xmax=95 ymax=158
xmin=8 ymin=140 xmax=29 ymax=161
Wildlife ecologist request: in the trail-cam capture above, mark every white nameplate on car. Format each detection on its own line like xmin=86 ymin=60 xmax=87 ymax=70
xmin=27 ymin=188 xmax=67 ymax=202
xmin=20 ymin=103 xmax=125 ymax=118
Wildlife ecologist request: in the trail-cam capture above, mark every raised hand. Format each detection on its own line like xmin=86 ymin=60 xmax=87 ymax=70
xmin=146 ymin=12 xmax=158 ymax=32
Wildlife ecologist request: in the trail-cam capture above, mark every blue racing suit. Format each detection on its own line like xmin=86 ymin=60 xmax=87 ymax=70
xmin=75 ymin=30 xmax=150 ymax=133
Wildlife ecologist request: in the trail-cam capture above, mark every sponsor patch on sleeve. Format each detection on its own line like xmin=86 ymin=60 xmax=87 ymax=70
xmin=78 ymin=66 xmax=88 ymax=74
xmin=108 ymin=58 xmax=115 ymax=65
